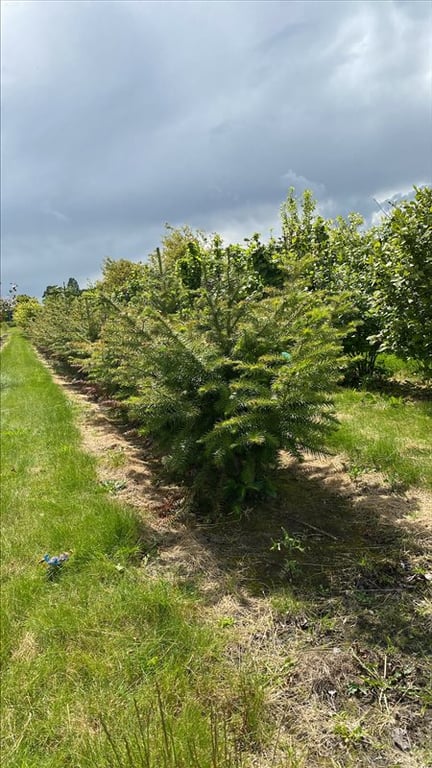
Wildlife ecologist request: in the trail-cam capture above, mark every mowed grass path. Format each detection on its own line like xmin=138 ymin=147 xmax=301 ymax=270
xmin=0 ymin=332 xmax=260 ymax=768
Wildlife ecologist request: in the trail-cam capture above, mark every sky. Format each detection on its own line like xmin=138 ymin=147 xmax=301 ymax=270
xmin=1 ymin=0 xmax=431 ymax=298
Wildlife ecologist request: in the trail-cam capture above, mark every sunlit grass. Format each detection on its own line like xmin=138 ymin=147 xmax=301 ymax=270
xmin=0 ymin=331 xmax=268 ymax=767
xmin=329 ymin=387 xmax=432 ymax=488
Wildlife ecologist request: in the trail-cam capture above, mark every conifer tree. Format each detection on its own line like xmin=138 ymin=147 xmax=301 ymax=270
xmin=114 ymin=234 xmax=343 ymax=514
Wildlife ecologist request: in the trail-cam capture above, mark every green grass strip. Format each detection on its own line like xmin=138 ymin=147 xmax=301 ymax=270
xmin=1 ymin=332 xmax=258 ymax=768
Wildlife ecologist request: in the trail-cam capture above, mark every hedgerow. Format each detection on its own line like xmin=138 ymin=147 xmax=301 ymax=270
xmin=27 ymin=187 xmax=432 ymax=513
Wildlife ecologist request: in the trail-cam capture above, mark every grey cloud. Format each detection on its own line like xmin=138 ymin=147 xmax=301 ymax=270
xmin=1 ymin=0 xmax=431 ymax=297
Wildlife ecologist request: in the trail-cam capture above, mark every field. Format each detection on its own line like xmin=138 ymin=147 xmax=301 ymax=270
xmin=1 ymin=330 xmax=431 ymax=767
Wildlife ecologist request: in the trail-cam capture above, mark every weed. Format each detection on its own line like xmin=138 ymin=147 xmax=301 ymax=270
xmin=99 ymin=689 xmax=289 ymax=767
xmin=349 ymin=651 xmax=425 ymax=707
xmin=99 ymin=478 xmax=128 ymax=494
xmin=333 ymin=713 xmax=369 ymax=746
xmin=218 ymin=616 xmax=236 ymax=628
xmin=270 ymin=528 xmax=305 ymax=577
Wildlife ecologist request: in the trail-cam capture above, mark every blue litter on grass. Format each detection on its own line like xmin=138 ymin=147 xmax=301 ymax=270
xmin=41 ymin=552 xmax=71 ymax=567
xmin=281 ymin=352 xmax=292 ymax=361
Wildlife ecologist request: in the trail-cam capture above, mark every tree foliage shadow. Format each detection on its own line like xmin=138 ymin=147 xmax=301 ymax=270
xmin=173 ymin=457 xmax=431 ymax=660
xmin=360 ymin=376 xmax=432 ymax=402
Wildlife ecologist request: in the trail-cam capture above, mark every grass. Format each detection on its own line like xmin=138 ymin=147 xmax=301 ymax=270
xmin=328 ymin=387 xmax=432 ymax=489
xmin=0 ymin=331 xmax=272 ymax=767
xmin=2 ymin=331 xmax=431 ymax=767
xmin=377 ymin=352 xmax=423 ymax=380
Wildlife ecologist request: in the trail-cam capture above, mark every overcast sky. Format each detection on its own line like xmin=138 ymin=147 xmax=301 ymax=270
xmin=1 ymin=0 xmax=431 ymax=297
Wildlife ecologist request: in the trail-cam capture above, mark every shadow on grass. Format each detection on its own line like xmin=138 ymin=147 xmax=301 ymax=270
xmin=361 ymin=376 xmax=432 ymax=402
xmin=155 ymin=456 xmax=431 ymax=660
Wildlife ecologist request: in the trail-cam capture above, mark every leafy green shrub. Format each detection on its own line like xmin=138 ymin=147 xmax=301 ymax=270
xmin=372 ymin=186 xmax=432 ymax=378
xmin=279 ymin=190 xmax=384 ymax=385
xmin=30 ymin=288 xmax=104 ymax=368
xmin=13 ymin=295 xmax=43 ymax=330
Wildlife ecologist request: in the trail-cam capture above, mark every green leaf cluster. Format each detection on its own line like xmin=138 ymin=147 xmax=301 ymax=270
xmin=371 ymin=186 xmax=432 ymax=377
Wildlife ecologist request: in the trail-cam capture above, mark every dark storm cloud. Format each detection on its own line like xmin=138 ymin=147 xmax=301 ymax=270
xmin=1 ymin=0 xmax=431 ymax=296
